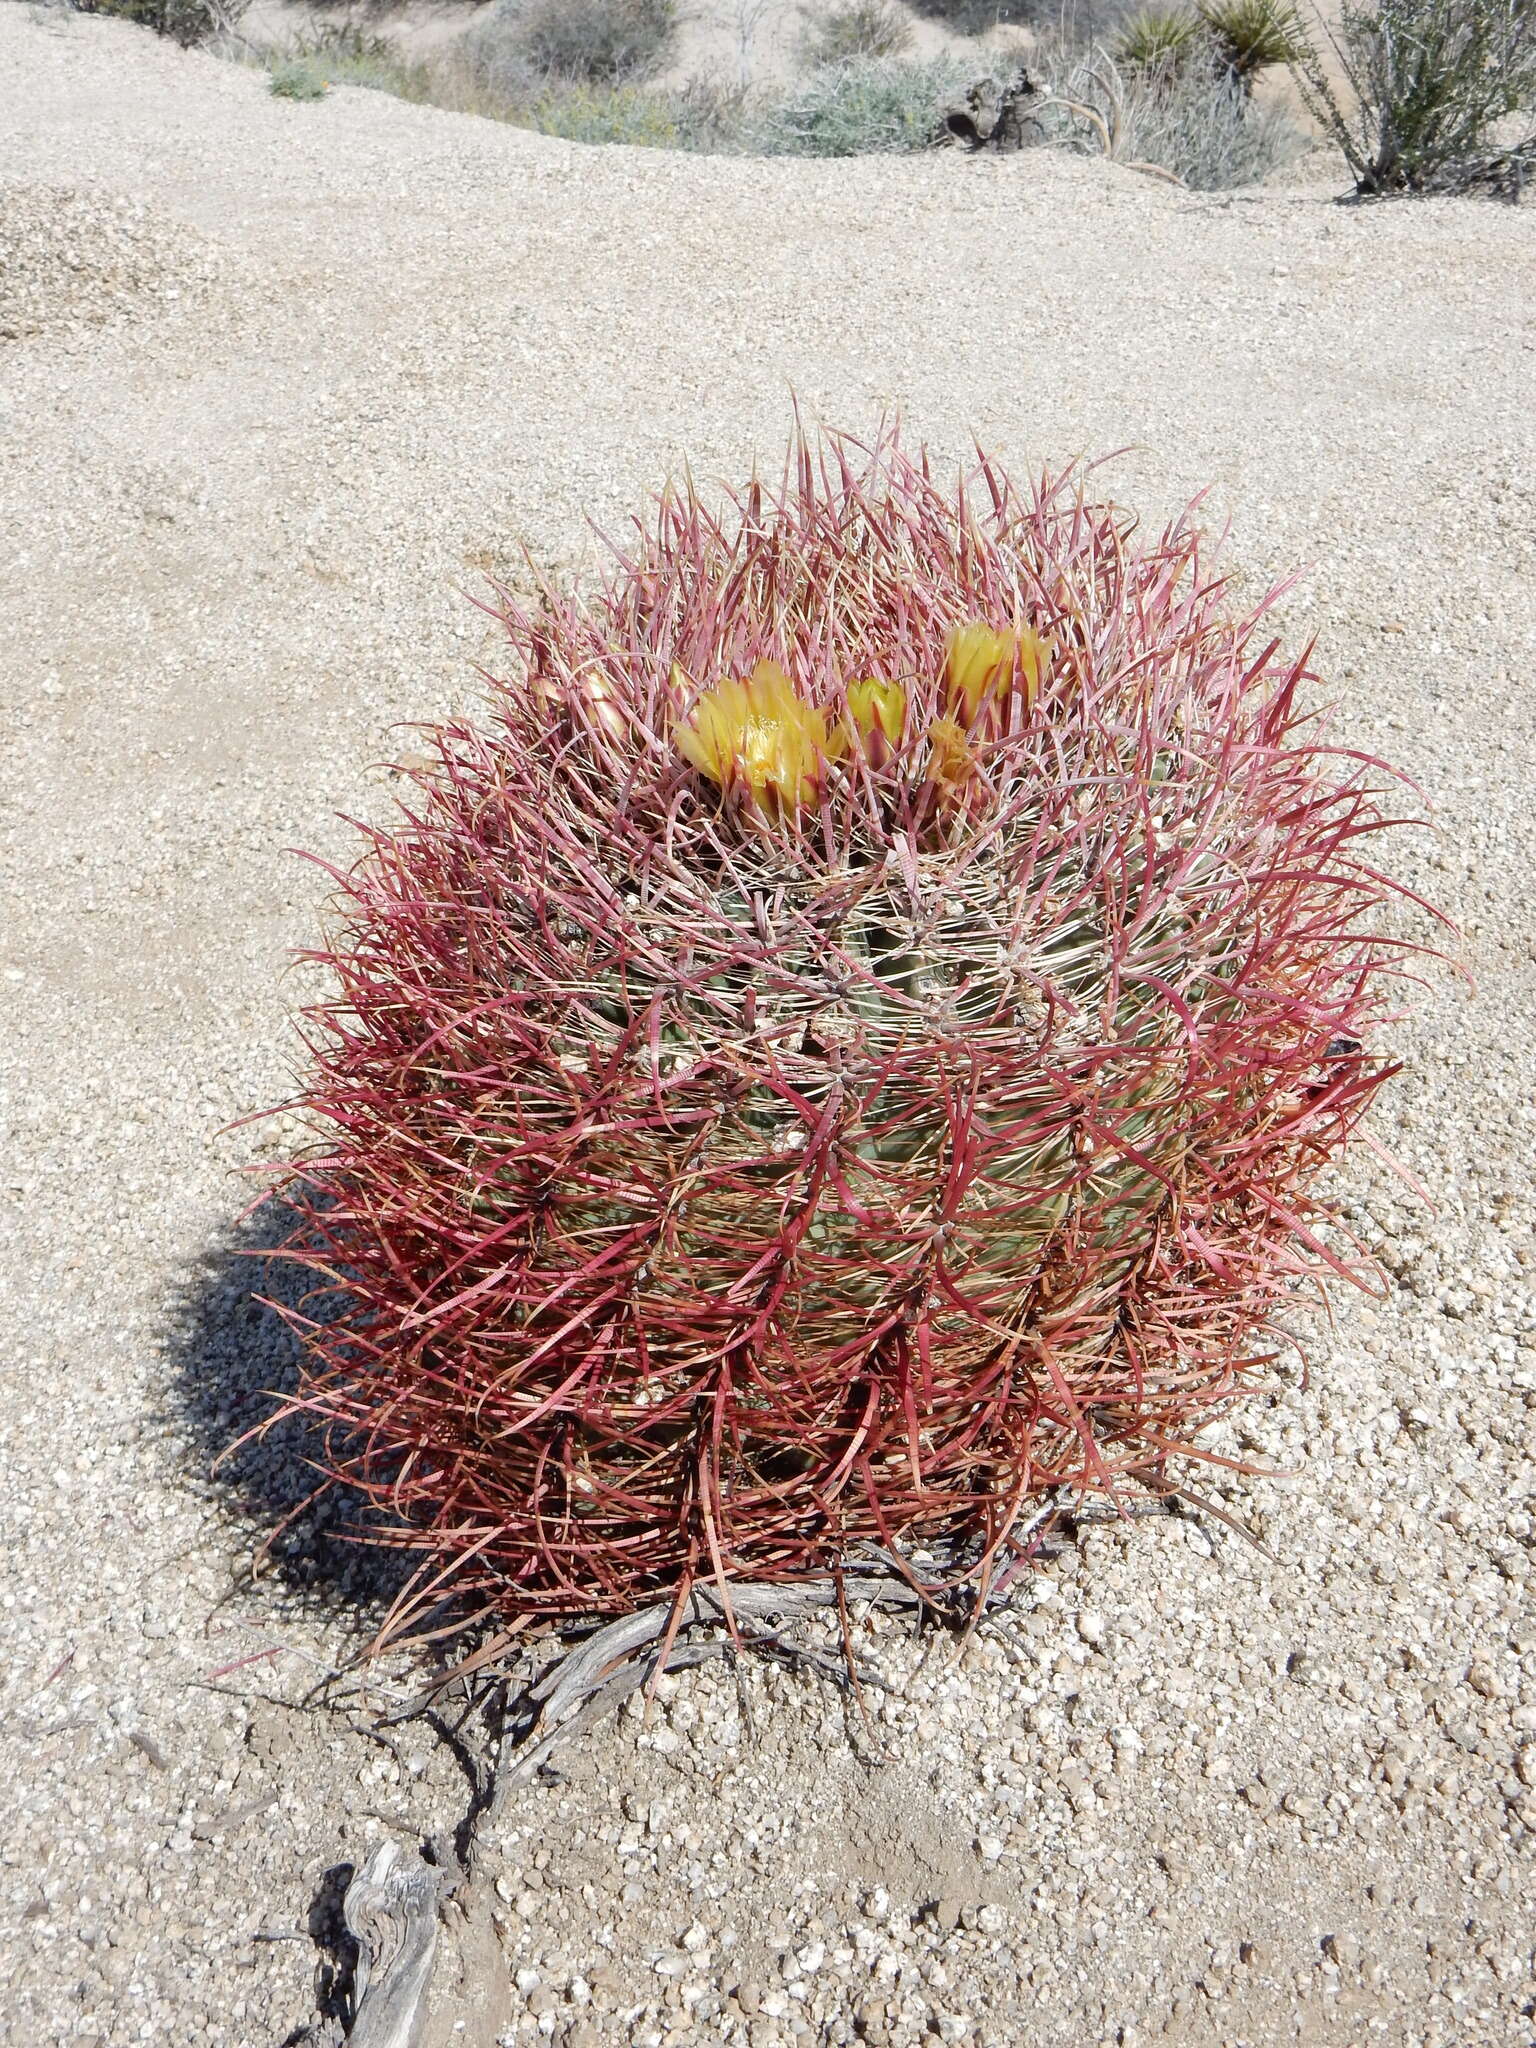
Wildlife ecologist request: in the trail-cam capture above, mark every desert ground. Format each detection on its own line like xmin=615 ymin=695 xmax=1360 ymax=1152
xmin=2 ymin=7 xmax=1535 ymax=2046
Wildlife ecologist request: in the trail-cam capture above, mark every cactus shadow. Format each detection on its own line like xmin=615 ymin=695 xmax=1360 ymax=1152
xmin=166 ymin=1194 xmax=415 ymax=1622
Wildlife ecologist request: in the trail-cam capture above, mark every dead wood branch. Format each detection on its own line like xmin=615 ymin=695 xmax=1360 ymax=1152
xmin=342 ymin=1841 xmax=440 ymax=2048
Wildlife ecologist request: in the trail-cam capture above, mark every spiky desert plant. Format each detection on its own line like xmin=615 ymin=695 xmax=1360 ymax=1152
xmin=1115 ymin=0 xmax=1304 ymax=88
xmin=1114 ymin=5 xmax=1205 ymax=73
xmin=269 ymin=429 xmax=1422 ymax=1633
xmin=1201 ymin=0 xmax=1307 ymax=83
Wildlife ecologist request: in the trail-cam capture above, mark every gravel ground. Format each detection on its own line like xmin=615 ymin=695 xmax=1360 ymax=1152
xmin=1 ymin=10 xmax=1534 ymax=2046
xmin=0 ymin=177 xmax=222 ymax=339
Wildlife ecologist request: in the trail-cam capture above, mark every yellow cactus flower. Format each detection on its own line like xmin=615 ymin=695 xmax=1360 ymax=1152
xmin=676 ymin=658 xmax=844 ymax=813
xmin=944 ymin=622 xmax=1015 ymax=724
xmin=944 ymin=619 xmax=1055 ymax=724
xmin=846 ymin=677 xmax=907 ymax=752
xmin=925 ymin=715 xmax=974 ymax=793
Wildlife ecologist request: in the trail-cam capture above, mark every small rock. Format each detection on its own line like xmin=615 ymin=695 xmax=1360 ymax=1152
xmin=857 ymin=1998 xmax=890 ymax=2043
xmin=128 ymin=1729 xmax=169 ymax=1769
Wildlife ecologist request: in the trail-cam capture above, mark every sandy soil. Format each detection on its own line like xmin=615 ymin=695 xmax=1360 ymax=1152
xmin=1 ymin=9 xmax=1535 ymax=2047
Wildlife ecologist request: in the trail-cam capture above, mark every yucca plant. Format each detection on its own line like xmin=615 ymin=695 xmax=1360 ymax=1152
xmin=268 ymin=430 xmax=1421 ymax=1633
xmin=1114 ymin=5 xmax=1205 ymax=73
xmin=1203 ymin=0 xmax=1307 ymax=82
xmin=1116 ymin=0 xmax=1305 ymax=88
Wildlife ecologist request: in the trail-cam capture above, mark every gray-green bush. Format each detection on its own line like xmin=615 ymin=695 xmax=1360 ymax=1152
xmin=73 ymin=0 xmax=247 ymax=46
xmin=238 ymin=22 xmax=753 ymax=152
xmin=468 ymin=0 xmax=680 ymax=88
xmin=1290 ymin=0 xmax=1536 ymax=195
xmin=799 ymin=0 xmax=915 ymax=66
xmin=1125 ymin=47 xmax=1301 ymax=181
xmin=906 ymin=0 xmax=1027 ymax=30
xmin=1035 ymin=37 xmax=1303 ymax=184
xmin=759 ymin=51 xmax=975 ymax=153
xmin=268 ymin=57 xmax=329 ymax=99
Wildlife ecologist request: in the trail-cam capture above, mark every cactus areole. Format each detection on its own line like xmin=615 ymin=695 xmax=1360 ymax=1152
xmin=274 ymin=432 xmax=1415 ymax=1623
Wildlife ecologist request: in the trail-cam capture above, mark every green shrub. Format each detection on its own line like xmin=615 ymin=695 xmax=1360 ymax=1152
xmin=520 ymin=81 xmax=684 ymax=145
xmin=280 ymin=23 xmax=435 ymax=96
xmin=468 ymin=0 xmax=680 ymax=87
xmin=800 ymin=0 xmax=915 ymax=66
xmin=72 ymin=0 xmax=248 ymax=47
xmin=759 ymin=51 xmax=975 ymax=154
xmin=236 ymin=20 xmax=754 ymax=151
xmin=269 ymin=57 xmax=329 ymax=99
xmin=1290 ymin=0 xmax=1536 ymax=195
xmin=663 ymin=75 xmax=757 ymax=150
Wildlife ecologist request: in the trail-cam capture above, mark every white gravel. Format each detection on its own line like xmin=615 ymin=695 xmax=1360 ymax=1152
xmin=1 ymin=10 xmax=1533 ymax=2047
xmin=0 ymin=176 xmax=221 ymax=339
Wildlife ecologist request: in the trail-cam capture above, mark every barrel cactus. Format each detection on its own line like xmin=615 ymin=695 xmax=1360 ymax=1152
xmin=272 ymin=431 xmax=1411 ymax=1622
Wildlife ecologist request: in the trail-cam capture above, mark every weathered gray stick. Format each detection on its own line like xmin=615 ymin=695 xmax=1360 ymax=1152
xmin=328 ymin=1500 xmax=1157 ymax=2035
xmin=343 ymin=1841 xmax=441 ymax=2048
